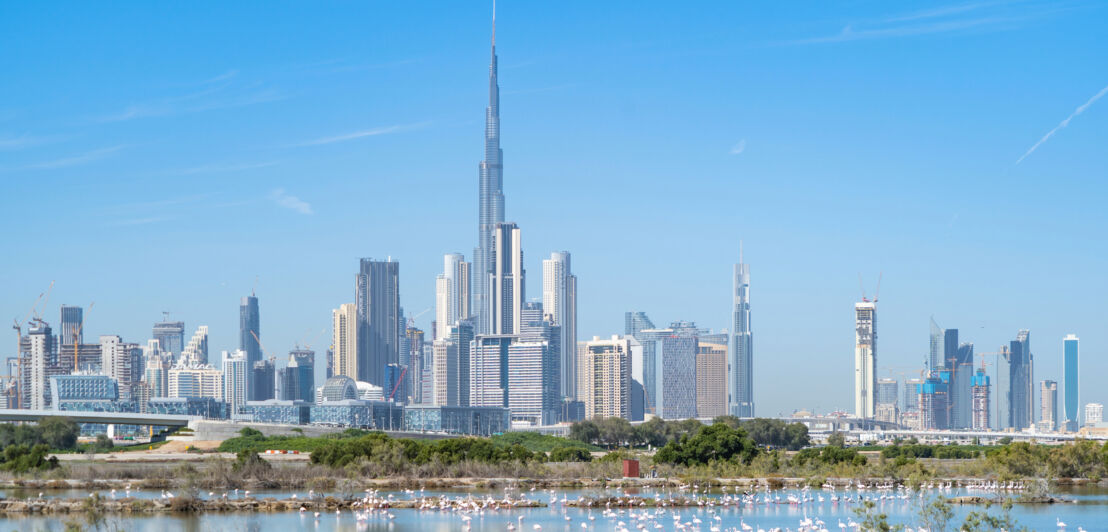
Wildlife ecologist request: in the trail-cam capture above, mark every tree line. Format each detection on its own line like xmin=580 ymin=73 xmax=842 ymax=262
xmin=568 ymin=416 xmax=810 ymax=451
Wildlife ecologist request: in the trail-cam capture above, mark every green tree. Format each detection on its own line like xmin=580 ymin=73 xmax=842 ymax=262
xmin=549 ymin=446 xmax=592 ymax=462
xmin=569 ymin=420 xmax=600 ymax=445
xmin=853 ymin=500 xmax=901 ymax=532
xmin=827 ymin=431 xmax=846 ymax=448
xmin=92 ymin=434 xmax=114 ymax=452
xmin=654 ymin=422 xmax=758 ymax=466
xmin=39 ymin=417 xmax=79 ymax=450
xmin=918 ymin=496 xmax=954 ymax=532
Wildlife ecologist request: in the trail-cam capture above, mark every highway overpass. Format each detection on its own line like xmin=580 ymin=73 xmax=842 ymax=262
xmin=0 ymin=409 xmax=194 ymax=427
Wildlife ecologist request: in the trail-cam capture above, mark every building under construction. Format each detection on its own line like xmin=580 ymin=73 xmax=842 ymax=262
xmin=971 ymin=368 xmax=990 ymax=430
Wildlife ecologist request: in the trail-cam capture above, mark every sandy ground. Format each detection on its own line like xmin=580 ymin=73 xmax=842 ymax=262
xmin=51 ymin=440 xmax=311 ymax=462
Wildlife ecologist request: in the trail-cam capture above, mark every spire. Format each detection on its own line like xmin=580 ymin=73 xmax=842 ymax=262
xmin=492 ymin=0 xmax=496 ymax=47
xmin=739 ymin=240 xmax=743 ymax=264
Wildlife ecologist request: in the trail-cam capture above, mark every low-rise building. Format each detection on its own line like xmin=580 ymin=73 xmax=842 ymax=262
xmin=403 ymin=405 xmax=511 ymax=436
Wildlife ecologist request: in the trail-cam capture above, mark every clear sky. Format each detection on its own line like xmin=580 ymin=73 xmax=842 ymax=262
xmin=1 ymin=1 xmax=1105 ymax=417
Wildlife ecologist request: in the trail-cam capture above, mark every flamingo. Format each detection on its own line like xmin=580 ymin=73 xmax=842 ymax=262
xmin=1057 ymin=518 xmax=1067 ymax=528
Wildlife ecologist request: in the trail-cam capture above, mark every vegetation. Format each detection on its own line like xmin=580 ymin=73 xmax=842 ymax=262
xmin=491 ymin=431 xmax=600 ymax=452
xmin=879 ymin=443 xmax=982 ymax=460
xmin=91 ymin=434 xmax=114 ymax=452
xmin=653 ymin=423 xmax=759 ymax=466
xmin=793 ymin=446 xmax=868 ymax=467
xmin=0 ymin=443 xmax=58 ymax=472
xmin=569 ymin=416 xmax=809 ymax=451
xmin=986 ymin=440 xmax=1108 ymax=480
xmin=217 ymin=427 xmax=373 ymax=454
xmin=0 ymin=417 xmax=80 ymax=451
xmin=310 ymin=432 xmax=535 ymax=470
xmin=549 ymin=446 xmax=592 ymax=462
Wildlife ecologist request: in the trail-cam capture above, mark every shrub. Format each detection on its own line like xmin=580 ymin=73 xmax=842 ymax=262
xmin=550 ymin=446 xmax=593 ymax=462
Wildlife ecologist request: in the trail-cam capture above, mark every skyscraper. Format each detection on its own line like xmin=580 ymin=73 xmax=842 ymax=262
xmin=854 ymin=301 xmax=877 ymax=419
xmin=876 ymin=378 xmax=898 ymax=423
xmin=624 ymin=311 xmax=655 ymax=338
xmin=579 ymin=336 xmax=632 ymax=420
xmin=180 ymin=326 xmax=209 ymax=367
xmin=332 ymin=303 xmax=357 ymax=380
xmin=432 ymin=338 xmax=460 ymax=407
xmin=252 ymin=358 xmax=275 ymax=401
xmin=152 ymin=318 xmax=185 ymax=357
xmin=696 ymin=341 xmax=728 ymax=418
xmin=473 ymin=6 xmax=505 ymax=336
xmin=1063 ymin=334 xmax=1079 ymax=431
xmin=1040 ymin=380 xmax=1058 ymax=432
xmin=542 ymin=251 xmax=577 ymax=400
xmin=661 ymin=325 xmax=698 ymax=419
xmin=730 ymin=250 xmax=753 ymax=417
xmin=355 ymin=258 xmax=401 ymax=387
xmin=470 ymin=335 xmax=513 ymax=408
xmin=1009 ymin=330 xmax=1033 ymax=430
xmin=490 ymin=223 xmax=523 ymax=335
xmin=435 ymin=253 xmax=471 ymax=341
xmin=971 ymin=368 xmax=990 ymax=430
xmin=994 ymin=345 xmax=1011 ymax=429
xmin=59 ymin=305 xmax=83 ymax=347
xmin=285 ymin=348 xmax=315 ymax=403
xmin=240 ymin=295 xmax=260 ymax=398
xmin=222 ymin=350 xmax=247 ymax=414
xmin=929 ymin=317 xmax=943 ymax=372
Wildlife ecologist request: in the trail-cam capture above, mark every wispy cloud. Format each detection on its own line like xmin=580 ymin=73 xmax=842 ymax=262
xmin=106 ymin=216 xmax=176 ymax=227
xmin=95 ymin=69 xmax=283 ymax=123
xmin=295 ymin=122 xmax=429 ymax=146
xmin=269 ymin=188 xmax=313 ymax=215
xmin=0 ymin=133 xmax=63 ymax=151
xmin=25 ymin=145 xmax=125 ymax=169
xmin=1016 ymin=83 xmax=1108 ymax=165
xmin=503 ymin=83 xmax=578 ymax=96
xmin=729 ymin=139 xmax=747 ymax=155
xmin=777 ymin=1 xmax=1050 ymax=45
xmin=173 ymin=160 xmax=279 ymax=175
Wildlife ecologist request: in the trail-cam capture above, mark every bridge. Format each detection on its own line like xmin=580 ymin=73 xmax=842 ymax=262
xmin=0 ymin=409 xmax=194 ymax=428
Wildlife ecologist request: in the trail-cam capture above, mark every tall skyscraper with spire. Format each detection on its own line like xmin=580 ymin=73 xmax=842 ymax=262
xmin=473 ymin=3 xmax=505 ymax=335
xmin=730 ymin=246 xmax=753 ymax=417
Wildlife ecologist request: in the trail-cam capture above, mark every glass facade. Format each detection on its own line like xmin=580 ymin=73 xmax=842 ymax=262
xmin=1063 ymin=335 xmax=1079 ymax=430
xmin=242 ymin=400 xmax=312 ymax=425
xmin=403 ymin=405 xmax=510 ymax=436
xmin=148 ymin=397 xmax=229 ymax=419
xmin=310 ymin=400 xmax=403 ymax=430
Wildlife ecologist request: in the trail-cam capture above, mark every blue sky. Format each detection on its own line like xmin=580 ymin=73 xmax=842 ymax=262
xmin=1 ymin=1 xmax=1105 ymax=416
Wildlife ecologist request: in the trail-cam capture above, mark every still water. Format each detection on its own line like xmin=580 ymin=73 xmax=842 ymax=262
xmin=2 ymin=486 xmax=1106 ymax=531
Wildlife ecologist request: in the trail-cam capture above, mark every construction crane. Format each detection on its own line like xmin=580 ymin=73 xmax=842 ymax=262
xmin=387 ymin=366 xmax=408 ymax=402
xmin=406 ymin=307 xmax=432 ymax=329
xmin=70 ymin=302 xmax=94 ymax=372
xmin=858 ymin=272 xmax=882 ymax=303
xmin=11 ymin=283 xmax=55 ymax=409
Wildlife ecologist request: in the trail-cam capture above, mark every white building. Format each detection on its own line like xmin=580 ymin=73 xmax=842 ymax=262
xmin=506 ymin=340 xmax=554 ymax=425
xmin=1086 ymin=403 xmax=1104 ymax=427
xmin=432 ymin=339 xmax=459 ymax=406
xmin=854 ymin=301 xmax=877 ymax=419
xmin=435 ymin=253 xmax=470 ymax=341
xmin=222 ymin=350 xmax=248 ymax=414
xmin=542 ymin=251 xmax=577 ymax=400
xmin=179 ymin=326 xmax=209 ymax=366
xmin=470 ymin=336 xmax=513 ymax=408
xmin=578 ymin=336 xmax=632 ymax=420
xmin=168 ymin=364 xmax=223 ymax=400
xmin=332 ymin=303 xmax=357 ymax=380
xmin=27 ymin=324 xmax=53 ymax=411
xmin=490 ymin=223 xmax=523 ymax=335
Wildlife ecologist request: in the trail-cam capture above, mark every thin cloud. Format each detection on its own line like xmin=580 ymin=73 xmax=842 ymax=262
xmin=295 ymin=122 xmax=429 ymax=146
xmin=96 ymin=70 xmax=283 ymax=123
xmin=0 ymin=133 xmax=62 ymax=151
xmin=173 ymin=160 xmax=278 ymax=175
xmin=25 ymin=145 xmax=125 ymax=169
xmin=729 ymin=139 xmax=747 ymax=155
xmin=1016 ymin=83 xmax=1108 ymax=165
xmin=269 ymin=188 xmax=313 ymax=215
xmin=776 ymin=1 xmax=1053 ymax=45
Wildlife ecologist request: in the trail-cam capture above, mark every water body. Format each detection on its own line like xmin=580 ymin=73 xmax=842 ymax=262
xmin=3 ymin=486 xmax=1106 ymax=531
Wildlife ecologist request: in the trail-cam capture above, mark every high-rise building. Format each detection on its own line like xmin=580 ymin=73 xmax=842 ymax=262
xmin=1009 ymin=330 xmax=1033 ymax=430
xmin=507 ymin=340 xmax=557 ymax=425
xmin=152 ymin=318 xmax=185 ymax=357
xmin=1040 ymin=380 xmax=1058 ymax=432
xmin=542 ymin=251 xmax=577 ymax=400
xmin=1063 ymin=334 xmax=1079 ymax=431
xmin=490 ymin=223 xmax=523 ymax=335
xmin=332 ymin=303 xmax=357 ymax=380
xmin=696 ymin=341 xmax=728 ymax=419
xmin=470 ymin=335 xmax=513 ymax=408
xmin=929 ymin=317 xmax=944 ymax=372
xmin=971 ymin=368 xmax=990 ymax=430
xmin=222 ymin=350 xmax=248 ymax=415
xmin=59 ymin=305 xmax=83 ymax=347
xmin=180 ymin=326 xmax=209 ymax=367
xmin=994 ymin=346 xmax=1011 ymax=430
xmin=284 ymin=348 xmax=315 ymax=403
xmin=473 ymin=7 xmax=505 ymax=337
xmin=240 ymin=295 xmax=261 ymax=400
xmin=432 ymin=339 xmax=460 ymax=407
xmin=950 ymin=343 xmax=974 ymax=429
xmin=876 ymin=378 xmax=898 ymax=423
xmin=903 ymin=377 xmax=923 ymax=413
xmin=405 ymin=327 xmax=425 ymax=404
xmin=624 ymin=312 xmax=655 ymax=338
xmin=1085 ymin=403 xmax=1103 ymax=427
xmin=355 ymin=258 xmax=401 ymax=387
xmin=435 ymin=253 xmax=471 ymax=341
xmin=168 ymin=364 xmax=223 ymax=400
xmin=251 ymin=358 xmax=275 ymax=401
xmin=918 ymin=376 xmax=948 ymax=430
xmin=451 ymin=321 xmax=475 ymax=406
xmin=854 ymin=301 xmax=877 ymax=419
xmin=144 ymin=353 xmax=172 ymax=398
xmin=26 ymin=322 xmax=55 ymax=410
xmin=730 ymin=250 xmax=753 ymax=418
xmin=661 ymin=325 xmax=697 ymax=419
xmin=99 ymin=335 xmax=140 ymax=399
xmin=579 ymin=336 xmax=632 ymax=420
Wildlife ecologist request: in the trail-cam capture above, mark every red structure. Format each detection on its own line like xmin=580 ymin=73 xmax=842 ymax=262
xmin=622 ymin=459 xmax=640 ymax=478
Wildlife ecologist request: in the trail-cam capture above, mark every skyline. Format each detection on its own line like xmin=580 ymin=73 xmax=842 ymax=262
xmin=2 ymin=2 xmax=1106 ymax=416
